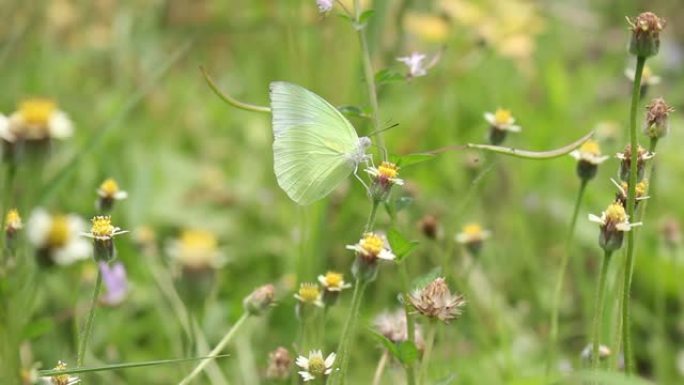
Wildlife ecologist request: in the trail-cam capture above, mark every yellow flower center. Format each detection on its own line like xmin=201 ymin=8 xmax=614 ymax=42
xmin=180 ymin=229 xmax=217 ymax=251
xmin=605 ymin=203 xmax=627 ymax=224
xmin=462 ymin=223 xmax=483 ymax=237
xmin=642 ymin=65 xmax=653 ymax=81
xmin=579 ymin=140 xmax=601 ymax=156
xmin=5 ymin=209 xmax=21 ymax=230
xmin=19 ymin=98 xmax=56 ymax=126
xmin=360 ymin=233 xmax=384 ymax=256
xmin=494 ymin=108 xmax=512 ymax=126
xmin=297 ymin=283 xmax=321 ymax=303
xmin=377 ymin=161 xmax=399 ymax=179
xmin=635 ymin=180 xmax=648 ymax=197
xmin=99 ymin=178 xmax=120 ymax=197
xmin=323 ymin=271 xmax=344 ymax=288
xmin=308 ymin=355 xmax=326 ymax=375
xmin=91 ymin=216 xmax=115 ymax=237
xmin=52 ymin=361 xmax=70 ymax=385
xmin=47 ymin=216 xmax=70 ymax=248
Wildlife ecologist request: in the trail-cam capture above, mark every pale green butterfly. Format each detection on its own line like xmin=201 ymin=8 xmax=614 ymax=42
xmin=270 ymin=81 xmax=372 ymax=205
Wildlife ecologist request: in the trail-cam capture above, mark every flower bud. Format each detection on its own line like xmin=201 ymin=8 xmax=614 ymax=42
xmin=627 ymin=12 xmax=665 ymax=58
xmin=243 ymin=283 xmax=276 ymax=316
xmin=643 ymin=97 xmax=674 ymax=139
xmin=589 ymin=202 xmax=640 ymax=252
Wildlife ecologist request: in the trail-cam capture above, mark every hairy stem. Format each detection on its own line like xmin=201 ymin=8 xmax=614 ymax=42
xmin=622 ymin=55 xmax=646 ymax=375
xmin=332 ymin=279 xmax=367 ymax=385
xmin=77 ymin=267 xmax=103 ymax=368
xmin=419 ymin=322 xmax=437 ymax=385
xmin=592 ymin=250 xmax=612 ymax=375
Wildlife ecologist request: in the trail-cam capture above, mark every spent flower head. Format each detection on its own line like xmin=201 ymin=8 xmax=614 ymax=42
xmin=627 ymin=12 xmax=665 ymax=58
xmin=616 ymin=144 xmax=654 ymax=182
xmin=612 ymin=178 xmax=649 ymax=208
xmin=409 ymin=277 xmax=465 ymax=323
xmin=244 ymin=283 xmax=276 ymax=316
xmin=266 ymin=347 xmax=292 ymax=380
xmin=589 ymin=202 xmax=641 ymax=252
xmin=419 ymin=214 xmax=440 ymax=240
xmin=484 ymin=108 xmax=521 ymax=145
xmin=296 ymin=350 xmax=336 ymax=382
xmin=374 ymin=309 xmax=425 ymax=348
xmin=643 ymin=97 xmax=674 ymax=139
xmin=5 ymin=98 xmax=73 ymax=142
xmin=27 ymin=209 xmax=91 ymax=266
xmin=661 ymin=217 xmax=681 ymax=250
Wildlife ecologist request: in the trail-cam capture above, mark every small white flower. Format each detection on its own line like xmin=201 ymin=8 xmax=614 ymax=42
xmin=294 ymin=282 xmax=324 ymax=307
xmin=484 ymin=108 xmax=521 ymax=132
xmin=569 ymin=140 xmax=610 ymax=165
xmin=588 ymin=202 xmax=641 ymax=232
xmin=28 ymin=209 xmax=91 ymax=265
xmin=0 ymin=114 xmax=12 ymax=142
xmin=296 ymin=350 xmax=336 ymax=382
xmin=317 ymin=271 xmax=352 ymax=292
xmin=346 ymin=233 xmax=395 ymax=262
xmin=7 ymin=99 xmax=74 ymax=142
xmin=454 ymin=223 xmax=491 ymax=245
xmin=316 ymin=0 xmax=333 ymax=13
xmin=397 ymin=52 xmax=428 ymax=78
xmin=97 ymin=178 xmax=128 ymax=201
xmin=364 ymin=161 xmax=404 ymax=186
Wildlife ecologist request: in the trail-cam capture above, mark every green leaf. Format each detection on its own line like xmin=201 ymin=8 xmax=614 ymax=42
xmin=411 ymin=267 xmax=442 ymax=291
xmin=359 ymin=10 xmax=375 ymax=25
xmin=375 ymin=68 xmax=405 ymax=86
xmin=395 ymin=340 xmax=419 ymax=365
xmin=22 ymin=318 xmax=54 ymax=340
xmin=394 ymin=153 xmax=435 ymax=167
xmin=466 ymin=131 xmax=593 ymax=160
xmin=387 ymin=228 xmax=419 ymax=262
xmin=38 ymin=355 xmax=230 ymax=376
xmin=368 ymin=328 xmax=399 ymax=358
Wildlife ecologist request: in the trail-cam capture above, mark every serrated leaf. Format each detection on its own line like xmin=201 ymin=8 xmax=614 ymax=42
xmin=466 ymin=131 xmax=593 ymax=160
xmin=375 ymin=68 xmax=405 ymax=86
xmin=411 ymin=267 xmax=442 ymax=291
xmin=38 ymin=355 xmax=230 ymax=376
xmin=387 ymin=228 xmax=418 ymax=262
xmin=395 ymin=340 xmax=419 ymax=365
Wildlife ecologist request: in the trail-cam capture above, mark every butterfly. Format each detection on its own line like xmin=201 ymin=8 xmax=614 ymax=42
xmin=269 ymin=82 xmax=371 ymax=205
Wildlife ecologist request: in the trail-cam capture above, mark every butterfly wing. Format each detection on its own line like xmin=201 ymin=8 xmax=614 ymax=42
xmin=273 ymin=124 xmax=356 ymax=205
xmin=270 ymin=81 xmax=358 ymax=143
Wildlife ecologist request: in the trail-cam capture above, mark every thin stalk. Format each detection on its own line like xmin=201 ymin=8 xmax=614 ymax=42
xmin=418 ymin=322 xmax=437 ymax=385
xmin=400 ymin=263 xmax=417 ymax=385
xmin=332 ymin=279 xmax=366 ymax=385
xmin=371 ymin=350 xmax=389 ymax=385
xmin=365 ymin=200 xmax=380 ymax=233
xmin=622 ymin=55 xmax=646 ymax=375
xmin=654 ymin=248 xmax=667 ymax=383
xmin=178 ymin=312 xmax=250 ymax=385
xmin=547 ymin=179 xmax=588 ymax=373
xmin=354 ymin=0 xmax=384 ymax=148
xmin=592 ymin=250 xmax=613 ymax=374
xmin=77 ymin=267 xmax=103 ymax=367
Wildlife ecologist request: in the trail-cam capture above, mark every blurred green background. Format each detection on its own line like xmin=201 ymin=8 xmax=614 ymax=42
xmin=1 ymin=0 xmax=684 ymax=384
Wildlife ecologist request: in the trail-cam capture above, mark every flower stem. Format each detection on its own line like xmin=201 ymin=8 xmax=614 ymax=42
xmin=178 ymin=312 xmax=250 ymax=385
xmin=592 ymin=250 xmax=612 ymax=374
xmin=332 ymin=279 xmax=367 ymax=385
xmin=418 ymin=321 xmax=437 ymax=385
xmin=400 ymin=262 xmax=417 ymax=385
xmin=371 ymin=350 xmax=389 ymax=385
xmin=364 ymin=199 xmax=379 ymax=233
xmin=547 ymin=179 xmax=588 ymax=373
xmin=354 ymin=0 xmax=384 ymax=149
xmin=76 ymin=267 xmax=103 ymax=368
xmin=622 ymin=55 xmax=646 ymax=375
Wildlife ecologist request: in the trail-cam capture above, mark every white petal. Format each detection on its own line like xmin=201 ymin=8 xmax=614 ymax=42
xmin=298 ymin=371 xmax=315 ymax=381
xmin=324 ymin=352 xmax=336 ymax=367
xmin=569 ymin=150 xmax=581 ymax=160
xmin=506 ymin=124 xmax=522 ymax=132
xmin=48 ymin=111 xmax=74 ymax=139
xmin=295 ymin=356 xmax=309 ymax=369
xmin=27 ymin=209 xmax=52 ymax=247
xmin=454 ymin=233 xmax=468 ymax=244
xmin=114 ymin=191 xmax=128 ymax=200
xmin=588 ymin=214 xmax=604 ymax=224
xmin=0 ymin=114 xmax=14 ymax=142
xmin=594 ymin=155 xmax=610 ymax=164
xmin=378 ymin=249 xmax=396 ymax=261
xmin=53 ymin=239 xmax=92 ymax=265
xmin=317 ymin=275 xmax=327 ymax=286
xmin=484 ymin=112 xmax=495 ymax=124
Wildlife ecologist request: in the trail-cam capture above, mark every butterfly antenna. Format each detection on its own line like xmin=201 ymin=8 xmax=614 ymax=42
xmin=367 ymin=123 xmax=399 ymax=137
xmin=370 ymin=144 xmax=387 ymax=162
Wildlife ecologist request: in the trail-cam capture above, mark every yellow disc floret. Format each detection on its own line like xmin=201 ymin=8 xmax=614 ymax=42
xmin=635 ymin=180 xmax=649 ymax=198
xmin=5 ymin=209 xmax=22 ymax=231
xmin=307 ymin=355 xmax=326 ymax=375
xmin=48 ymin=215 xmax=70 ymax=247
xmin=462 ymin=223 xmax=483 ymax=237
xmin=360 ymin=233 xmax=384 ymax=256
xmin=91 ymin=216 xmax=115 ymax=238
xmin=605 ymin=203 xmax=628 ymax=224
xmin=19 ymin=98 xmax=56 ymax=126
xmin=377 ymin=161 xmax=399 ymax=180
xmin=323 ymin=271 xmax=344 ymax=288
xmin=99 ymin=178 xmax=120 ymax=197
xmin=51 ymin=360 xmax=70 ymax=385
xmin=579 ymin=139 xmax=601 ymax=156
xmin=297 ymin=283 xmax=321 ymax=303
xmin=493 ymin=108 xmax=513 ymax=126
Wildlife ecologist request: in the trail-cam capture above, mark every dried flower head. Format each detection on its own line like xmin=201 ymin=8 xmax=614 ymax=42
xmin=409 ymin=277 xmax=465 ymax=323
xmin=318 ymin=271 xmax=352 ymax=292
xmin=484 ymin=108 xmax=521 ymax=145
xmin=589 ymin=202 xmax=641 ymax=252
xmin=27 ymin=209 xmax=91 ymax=266
xmin=99 ymin=261 xmax=128 ymax=306
xmin=4 ymin=99 xmax=73 ymax=142
xmin=374 ymin=309 xmax=425 ymax=348
xmin=661 ymin=217 xmax=681 ymax=250
xmin=266 ymin=347 xmax=292 ymax=380
xmin=616 ymin=144 xmax=654 ymax=182
xmin=294 ymin=282 xmax=323 ymax=307
xmin=167 ymin=229 xmax=225 ymax=271
xmin=643 ymin=97 xmax=674 ymax=139
xmin=627 ymin=12 xmax=665 ymax=58
xmin=296 ymin=350 xmax=336 ymax=382
xmin=244 ymin=283 xmax=276 ymax=316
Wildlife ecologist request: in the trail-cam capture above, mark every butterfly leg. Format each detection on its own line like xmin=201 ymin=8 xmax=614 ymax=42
xmin=353 ymin=164 xmax=371 ymax=197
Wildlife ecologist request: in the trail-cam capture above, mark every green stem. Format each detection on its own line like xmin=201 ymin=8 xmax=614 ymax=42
xmin=354 ymin=0 xmax=384 ymax=149
xmin=622 ymin=55 xmax=646 ymax=375
xmin=77 ymin=267 xmax=103 ymax=367
xmin=400 ymin=263 xmax=417 ymax=385
xmin=364 ymin=200 xmax=379 ymax=233
xmin=592 ymin=250 xmax=613 ymax=374
xmin=178 ymin=312 xmax=250 ymax=385
xmin=418 ymin=322 xmax=437 ymax=385
xmin=200 ymin=66 xmax=271 ymax=114
xmin=332 ymin=279 xmax=366 ymax=385
xmin=371 ymin=350 xmax=389 ymax=385
xmin=547 ymin=179 xmax=588 ymax=373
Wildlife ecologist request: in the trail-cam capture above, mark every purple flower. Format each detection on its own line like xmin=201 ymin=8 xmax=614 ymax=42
xmin=397 ymin=52 xmax=428 ymax=78
xmin=99 ymin=261 xmax=128 ymax=306
xmin=316 ymin=0 xmax=333 ymax=13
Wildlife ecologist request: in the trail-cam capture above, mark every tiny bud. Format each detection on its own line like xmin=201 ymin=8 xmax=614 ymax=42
xmin=627 ymin=12 xmax=665 ymax=58
xmin=643 ymin=97 xmax=674 ymax=139
xmin=243 ymin=284 xmax=276 ymax=316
